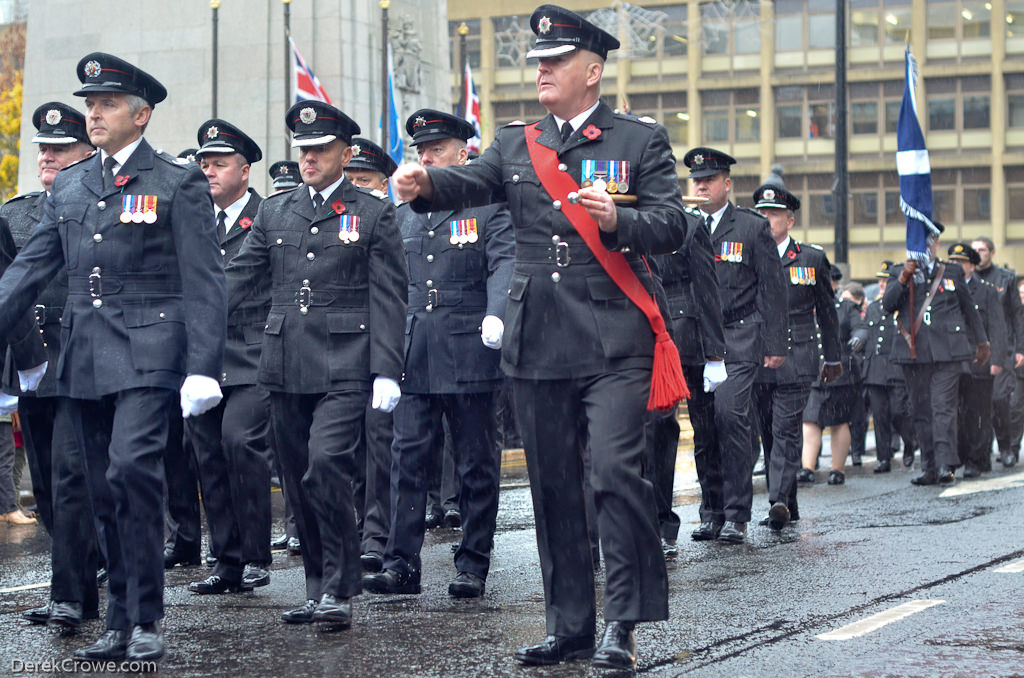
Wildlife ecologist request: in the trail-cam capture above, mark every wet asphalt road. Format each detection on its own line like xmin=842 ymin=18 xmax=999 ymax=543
xmin=1 ymin=446 xmax=1023 ymax=677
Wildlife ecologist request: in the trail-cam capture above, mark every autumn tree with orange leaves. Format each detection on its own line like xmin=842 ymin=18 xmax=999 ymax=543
xmin=0 ymin=21 xmax=26 ymax=201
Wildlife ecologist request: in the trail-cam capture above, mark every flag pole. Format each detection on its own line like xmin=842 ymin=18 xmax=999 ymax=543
xmin=833 ymin=0 xmax=848 ymax=268
xmin=380 ymin=0 xmax=390 ymax=154
xmin=459 ymin=21 xmax=469 ymax=112
xmin=211 ymin=0 xmax=220 ymax=117
xmin=283 ymin=0 xmax=292 ymax=160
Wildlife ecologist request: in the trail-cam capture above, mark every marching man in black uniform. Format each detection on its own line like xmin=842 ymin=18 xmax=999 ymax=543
xmin=883 ymin=225 xmax=988 ymax=485
xmin=5 ymin=102 xmax=101 ymax=630
xmin=393 ymin=5 xmax=687 ymax=669
xmin=686 ymin=148 xmax=788 ymax=545
xmin=363 ymin=110 xmax=514 ymax=598
xmin=749 ymin=184 xmax=841 ymax=531
xmin=224 ymin=101 xmax=407 ymax=628
xmin=949 ymin=243 xmax=1008 ymax=478
xmin=185 ymin=119 xmax=275 ymax=594
xmin=0 ymin=53 xmax=227 ymax=661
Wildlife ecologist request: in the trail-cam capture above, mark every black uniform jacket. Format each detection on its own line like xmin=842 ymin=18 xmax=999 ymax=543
xmin=220 ymin=189 xmax=268 ymax=388
xmin=883 ymin=260 xmax=986 ymax=364
xmin=224 ymin=179 xmax=407 ymax=394
xmin=976 ymin=264 xmax=1024 ymax=368
xmin=412 ymin=103 xmax=688 ymax=380
xmin=710 ymin=203 xmax=788 ymax=364
xmin=656 ymin=210 xmax=725 ymax=367
xmin=0 ymin=140 xmax=225 ymax=398
xmin=756 ymin=239 xmax=840 ymax=384
xmin=965 ymin=275 xmax=1008 ymax=378
xmin=398 ymin=201 xmax=514 ymax=394
xmin=1 ymin=191 xmax=65 ymax=396
xmin=856 ymin=297 xmax=904 ymax=386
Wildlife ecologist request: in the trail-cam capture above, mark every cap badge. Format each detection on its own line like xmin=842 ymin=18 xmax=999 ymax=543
xmin=45 ymin=109 xmax=62 ymax=126
xmin=351 ymin=144 xmax=362 ymax=156
xmin=763 ymin=188 xmax=775 ymax=201
xmin=538 ymin=16 xmax=552 ymax=34
xmin=954 ymin=244 xmax=964 ymax=253
xmin=186 ymin=153 xmax=196 ymax=163
xmin=694 ymin=153 xmax=704 ymax=165
xmin=206 ymin=126 xmax=219 ymax=139
xmin=84 ymin=60 xmax=102 ymax=78
xmin=280 ymin=165 xmax=289 ymax=175
xmin=413 ymin=116 xmax=427 ymax=128
xmin=299 ymin=107 xmax=317 ymax=125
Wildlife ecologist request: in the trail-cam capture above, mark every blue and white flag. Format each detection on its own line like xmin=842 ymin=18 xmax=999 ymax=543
xmin=380 ymin=42 xmax=403 ymax=201
xmin=896 ymin=46 xmax=939 ymax=268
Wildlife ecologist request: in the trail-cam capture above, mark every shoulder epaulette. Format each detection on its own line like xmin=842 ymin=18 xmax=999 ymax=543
xmin=370 ymin=188 xmax=389 ymax=201
xmin=154 ymin=149 xmax=190 ymax=168
xmin=263 ymin=187 xmax=295 ymax=201
xmin=614 ymin=111 xmax=658 ymax=126
xmin=807 ymin=243 xmax=824 ymax=251
xmin=3 ymin=190 xmax=43 ymax=204
xmin=504 ymin=120 xmax=527 ymax=127
xmin=683 ymin=205 xmax=702 ymax=217
xmin=737 ymin=206 xmax=768 ymax=221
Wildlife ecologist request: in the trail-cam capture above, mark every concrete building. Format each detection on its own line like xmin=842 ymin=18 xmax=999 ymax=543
xmin=17 ymin=0 xmax=450 ymax=196
xmin=447 ymin=0 xmax=1024 ymax=276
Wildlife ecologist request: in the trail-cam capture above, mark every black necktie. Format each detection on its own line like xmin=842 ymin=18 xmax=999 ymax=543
xmin=103 ymin=156 xmax=117 ymax=191
xmin=312 ymin=193 xmax=324 ymax=212
xmin=560 ymin=121 xmax=573 ymax=143
xmin=705 ymin=214 xmax=714 ymax=233
xmin=217 ymin=210 xmax=227 ymax=233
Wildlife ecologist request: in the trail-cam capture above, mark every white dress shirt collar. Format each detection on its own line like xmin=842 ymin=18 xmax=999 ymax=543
xmin=699 ymin=202 xmax=730 ymax=234
xmin=308 ymin=173 xmax=345 ymax=206
xmin=777 ymin=236 xmax=792 ymax=259
xmin=218 ymin=191 xmax=252 ymax=233
xmin=99 ymin=137 xmax=144 ymax=177
xmin=552 ymin=100 xmax=601 ymax=134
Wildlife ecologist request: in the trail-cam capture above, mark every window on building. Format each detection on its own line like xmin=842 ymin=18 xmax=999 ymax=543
xmin=884 ymin=80 xmax=904 ymax=133
xmin=777 ymin=86 xmax=803 ymax=137
xmin=702 ymin=90 xmax=731 ymax=142
xmin=808 ymin=83 xmax=834 ymax=139
xmin=929 ymin=168 xmax=991 ymax=226
xmin=1008 ymin=2 xmax=1024 ymax=38
xmin=702 ymin=89 xmax=759 ymax=143
xmin=926 ymin=76 xmax=991 ymax=132
xmin=962 ymin=76 xmax=990 ymax=129
xmin=775 ymin=0 xmax=836 ymax=51
xmin=928 ymin=1 xmax=991 ymax=40
xmin=883 ymin=0 xmax=913 ymax=44
xmin=493 ymin=15 xmax=533 ymax=68
xmin=492 ymin=100 xmax=548 ymax=128
xmin=851 ymin=0 xmax=880 ymax=46
xmin=850 ymin=82 xmax=880 ymax=135
xmin=1007 ymin=74 xmax=1024 ymax=128
xmin=630 ymin=92 xmax=689 ymax=145
xmin=448 ymin=19 xmax=481 ymax=70
xmin=700 ymin=0 xmax=761 ymax=55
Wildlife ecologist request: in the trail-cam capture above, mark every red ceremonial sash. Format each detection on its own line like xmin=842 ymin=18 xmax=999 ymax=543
xmin=523 ymin=122 xmax=688 ymax=410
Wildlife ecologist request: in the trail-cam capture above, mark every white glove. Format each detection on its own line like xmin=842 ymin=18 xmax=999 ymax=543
xmin=0 ymin=394 xmax=18 ymax=416
xmin=371 ymin=376 xmax=401 ymax=413
xmin=703 ymin=360 xmax=728 ymax=393
xmin=18 ymin=361 xmax=47 ymax=392
xmin=481 ymin=315 xmax=504 ymax=350
xmin=180 ymin=374 xmax=223 ymax=418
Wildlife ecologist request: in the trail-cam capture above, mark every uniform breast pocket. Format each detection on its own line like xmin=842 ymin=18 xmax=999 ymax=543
xmin=122 ymin=301 xmax=186 ymax=374
xmin=502 ymin=164 xmax=542 ymax=217
xmin=267 ymin=230 xmax=302 ymax=279
xmin=56 ymin=203 xmax=90 ymax=270
xmin=323 ymin=237 xmax=369 ymax=285
xmin=326 ymin=311 xmax=370 ymax=381
xmin=502 ymin=273 xmax=529 ymax=367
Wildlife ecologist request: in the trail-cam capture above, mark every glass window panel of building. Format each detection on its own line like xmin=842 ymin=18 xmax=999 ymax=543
xmin=774 ymin=85 xmax=836 ymax=139
xmin=701 ymin=0 xmax=761 ymax=55
xmin=703 ymin=89 xmax=759 ymax=143
xmin=924 ymin=77 xmax=991 ymax=132
xmin=1007 ymin=74 xmax=1024 ymax=128
xmin=851 ymin=0 xmax=912 ymax=45
xmin=493 ymin=15 xmax=533 ymax=68
xmin=928 ymin=1 xmax=992 ymax=40
xmin=775 ymin=0 xmax=836 ymax=51
xmin=630 ymin=92 xmax=689 ymax=146
xmin=1008 ymin=2 xmax=1024 ymax=38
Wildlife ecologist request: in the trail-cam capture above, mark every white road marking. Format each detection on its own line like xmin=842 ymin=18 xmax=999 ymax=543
xmin=0 ymin=582 xmax=50 ymax=594
xmin=994 ymin=558 xmax=1024 ymax=573
xmin=816 ymin=600 xmax=945 ymax=640
xmin=940 ymin=471 xmax=1024 ymax=498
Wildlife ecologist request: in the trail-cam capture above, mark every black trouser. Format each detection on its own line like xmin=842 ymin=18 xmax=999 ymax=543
xmin=849 ymin=388 xmax=869 ymax=455
xmin=991 ymin=368 xmax=1015 ymax=453
xmin=752 ymin=380 xmax=810 ymax=508
xmin=958 ymin=375 xmax=994 ymax=472
xmin=356 ymin=405 xmax=393 ymax=557
xmin=19 ymin=395 xmax=57 ymax=532
xmin=902 ymin=362 xmax=963 ymax=474
xmin=164 ymin=409 xmax=200 ymax=554
xmin=1008 ymin=376 xmax=1024 ymax=456
xmin=186 ymin=385 xmax=273 ymax=583
xmin=694 ymin=360 xmax=757 ymax=524
xmin=67 ymin=388 xmax=175 ymax=630
xmin=270 ymin=390 xmax=364 ymax=601
xmin=426 ymin=417 xmax=461 ymax=518
xmin=514 ymin=370 xmax=667 ymax=638
xmin=865 ymin=382 xmax=915 ymax=462
xmin=50 ymin=398 xmax=99 ymax=612
xmin=384 ymin=391 xmax=499 ymax=580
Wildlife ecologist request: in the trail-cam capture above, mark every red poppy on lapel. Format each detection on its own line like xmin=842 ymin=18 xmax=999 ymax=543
xmin=787 ymin=250 xmax=796 ymax=259
xmin=332 ymin=200 xmax=345 ymax=214
xmin=114 ymin=175 xmax=130 ymax=187
xmin=238 ymin=216 xmax=253 ymax=229
xmin=581 ymin=124 xmax=601 ymax=140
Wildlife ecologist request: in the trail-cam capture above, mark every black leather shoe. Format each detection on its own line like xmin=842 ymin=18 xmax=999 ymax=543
xmin=827 ymin=470 xmax=845 ymax=485
xmin=851 ymin=452 xmax=863 ymax=466
xmin=662 ymin=538 xmax=679 ymax=559
xmin=789 ymin=503 xmax=800 ymax=521
xmin=424 ymin=511 xmax=444 ymax=529
xmin=188 ymin=575 xmax=252 ymax=595
xmin=444 ymin=509 xmax=462 ymax=528
xmin=903 ymin=449 xmax=915 ymax=468
xmin=514 ymin=635 xmax=595 ymax=665
xmin=48 ymin=601 xmax=83 ymax=630
xmin=717 ymin=521 xmax=746 ymax=544
xmin=937 ymin=466 xmax=956 ymax=484
xmin=797 ymin=467 xmax=815 ymax=483
xmin=962 ymin=466 xmax=981 ymax=479
xmin=127 ymin=622 xmax=164 ymax=661
xmin=96 ymin=568 xmax=108 ymax=587
xmin=242 ymin=564 xmax=270 ymax=588
xmin=23 ymin=601 xmax=51 ymax=624
xmin=74 ymin=629 xmax=129 ymax=660
xmin=163 ymin=544 xmax=201 ymax=569
xmin=1001 ymin=450 xmax=1018 ymax=468
xmin=592 ymin=621 xmax=636 ymax=670
xmin=767 ymin=502 xmax=789 ymax=531
xmin=360 ymin=552 xmax=384 ymax=573
xmin=911 ymin=472 xmax=938 ymax=486
xmin=286 ymin=537 xmax=301 ymax=555
xmin=690 ymin=521 xmax=723 ymax=541
xmin=312 ymin=594 xmax=351 ymax=626
xmin=874 ymin=459 xmax=891 ymax=474
xmin=362 ymin=568 xmax=421 ymax=594
xmin=270 ymin=533 xmax=289 ymax=550
xmin=281 ymin=599 xmax=318 ymax=624
xmin=448 ymin=571 xmax=485 ymax=598
xmin=205 ymin=554 xmax=218 ymax=568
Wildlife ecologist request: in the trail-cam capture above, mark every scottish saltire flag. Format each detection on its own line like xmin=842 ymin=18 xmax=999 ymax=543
xmin=896 ymin=46 xmax=938 ymax=266
xmin=380 ymin=43 xmax=403 ymax=200
xmin=290 ymin=36 xmax=333 ymax=104
xmin=460 ymin=61 xmax=482 ymax=154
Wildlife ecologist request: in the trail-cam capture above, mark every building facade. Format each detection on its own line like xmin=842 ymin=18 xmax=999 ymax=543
xmin=448 ymin=0 xmax=1024 ymax=277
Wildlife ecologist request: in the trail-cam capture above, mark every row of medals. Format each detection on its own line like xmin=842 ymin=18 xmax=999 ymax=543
xmin=450 ymin=230 xmax=479 ymax=245
xmin=119 ymin=209 xmax=157 ymax=224
xmin=580 ymin=177 xmax=628 ymax=194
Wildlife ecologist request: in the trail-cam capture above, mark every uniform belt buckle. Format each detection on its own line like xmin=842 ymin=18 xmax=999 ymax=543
xmin=88 ymin=272 xmax=102 ymax=298
xmin=297 ymin=285 xmax=311 ymax=314
xmin=556 ymin=241 xmax=571 ymax=267
xmin=426 ymin=288 xmax=439 ymax=311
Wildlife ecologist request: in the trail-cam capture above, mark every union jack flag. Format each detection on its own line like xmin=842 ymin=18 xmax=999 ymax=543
xmin=290 ymin=36 xmax=332 ymax=105
xmin=460 ymin=61 xmax=482 ymax=154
